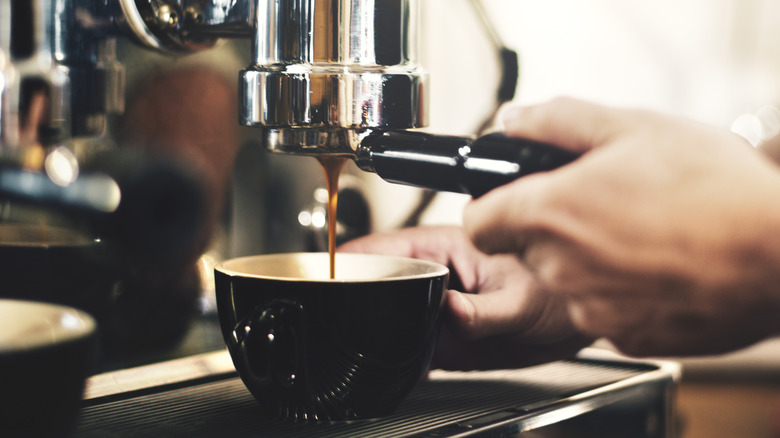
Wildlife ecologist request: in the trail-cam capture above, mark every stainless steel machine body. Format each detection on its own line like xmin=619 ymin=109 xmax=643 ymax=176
xmin=1 ymin=0 xmax=427 ymax=153
xmin=0 ymin=0 xmax=434 ymax=217
xmin=242 ymin=0 xmax=427 ymax=156
xmin=3 ymin=0 xmax=573 ymax=214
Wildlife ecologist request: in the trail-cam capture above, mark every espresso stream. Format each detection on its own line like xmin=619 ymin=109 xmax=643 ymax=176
xmin=316 ymin=157 xmax=348 ymax=279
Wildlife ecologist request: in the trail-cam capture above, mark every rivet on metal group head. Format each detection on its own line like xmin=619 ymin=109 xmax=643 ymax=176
xmin=157 ymin=4 xmax=178 ymax=28
xmin=185 ymin=7 xmax=204 ymax=24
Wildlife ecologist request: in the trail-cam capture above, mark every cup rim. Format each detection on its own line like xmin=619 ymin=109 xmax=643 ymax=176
xmin=0 ymin=299 xmax=96 ymax=354
xmin=215 ymin=252 xmax=449 ymax=283
xmin=0 ymin=224 xmax=98 ymax=248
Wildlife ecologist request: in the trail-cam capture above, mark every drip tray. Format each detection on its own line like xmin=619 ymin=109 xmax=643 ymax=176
xmin=74 ymin=349 xmax=679 ymax=437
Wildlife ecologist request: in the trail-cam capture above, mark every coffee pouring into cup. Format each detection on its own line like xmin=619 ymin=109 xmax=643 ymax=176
xmin=215 ymin=252 xmax=449 ymax=421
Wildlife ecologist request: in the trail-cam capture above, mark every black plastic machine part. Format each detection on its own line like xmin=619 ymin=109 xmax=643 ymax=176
xmin=0 ymin=149 xmax=206 ymax=265
xmin=89 ymin=150 xmax=206 ymax=262
xmin=361 ymin=131 xmax=579 ymax=198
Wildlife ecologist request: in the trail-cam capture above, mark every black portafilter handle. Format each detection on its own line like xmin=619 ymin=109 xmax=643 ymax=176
xmin=360 ymin=131 xmax=579 ymax=198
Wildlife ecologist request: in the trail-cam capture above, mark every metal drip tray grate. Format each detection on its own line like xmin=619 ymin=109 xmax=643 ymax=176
xmin=73 ymin=351 xmax=678 ymax=437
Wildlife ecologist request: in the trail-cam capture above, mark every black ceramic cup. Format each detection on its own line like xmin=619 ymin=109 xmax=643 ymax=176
xmin=215 ymin=252 xmax=449 ymax=421
xmin=0 ymin=299 xmax=97 ymax=437
xmin=0 ymin=224 xmax=118 ymax=323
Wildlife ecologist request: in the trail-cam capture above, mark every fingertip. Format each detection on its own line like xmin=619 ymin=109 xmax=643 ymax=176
xmin=498 ymin=97 xmax=612 ymax=154
xmin=499 ymin=98 xmax=572 ymax=138
xmin=445 ymin=289 xmax=476 ymax=335
xmin=336 ymin=231 xmax=413 ymax=256
xmin=462 ymin=197 xmax=498 ymax=255
xmin=336 ymin=238 xmax=372 ymax=254
xmin=499 ymin=104 xmax=525 ymax=133
xmin=462 ymin=179 xmax=531 ymax=255
xmin=461 ymin=200 xmax=489 ymax=251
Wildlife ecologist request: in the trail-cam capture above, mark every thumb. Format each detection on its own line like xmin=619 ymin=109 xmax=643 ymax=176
xmin=500 ymin=97 xmax=629 ymax=154
xmin=446 ymin=270 xmax=580 ymax=345
xmin=445 ymin=280 xmax=530 ymax=340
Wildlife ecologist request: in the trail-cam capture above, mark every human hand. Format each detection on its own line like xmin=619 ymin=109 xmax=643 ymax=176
xmin=465 ymin=97 xmax=780 ymax=356
xmin=339 ymin=226 xmax=593 ymax=370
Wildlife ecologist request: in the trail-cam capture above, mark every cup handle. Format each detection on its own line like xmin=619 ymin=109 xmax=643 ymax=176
xmin=232 ymin=299 xmax=305 ymax=388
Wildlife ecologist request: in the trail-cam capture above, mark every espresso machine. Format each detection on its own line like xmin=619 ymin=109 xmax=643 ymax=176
xmin=1 ymin=1 xmax=680 ymax=436
xmin=1 ymin=0 xmax=576 ymax=233
xmin=0 ymin=0 xmax=580 ymax=303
